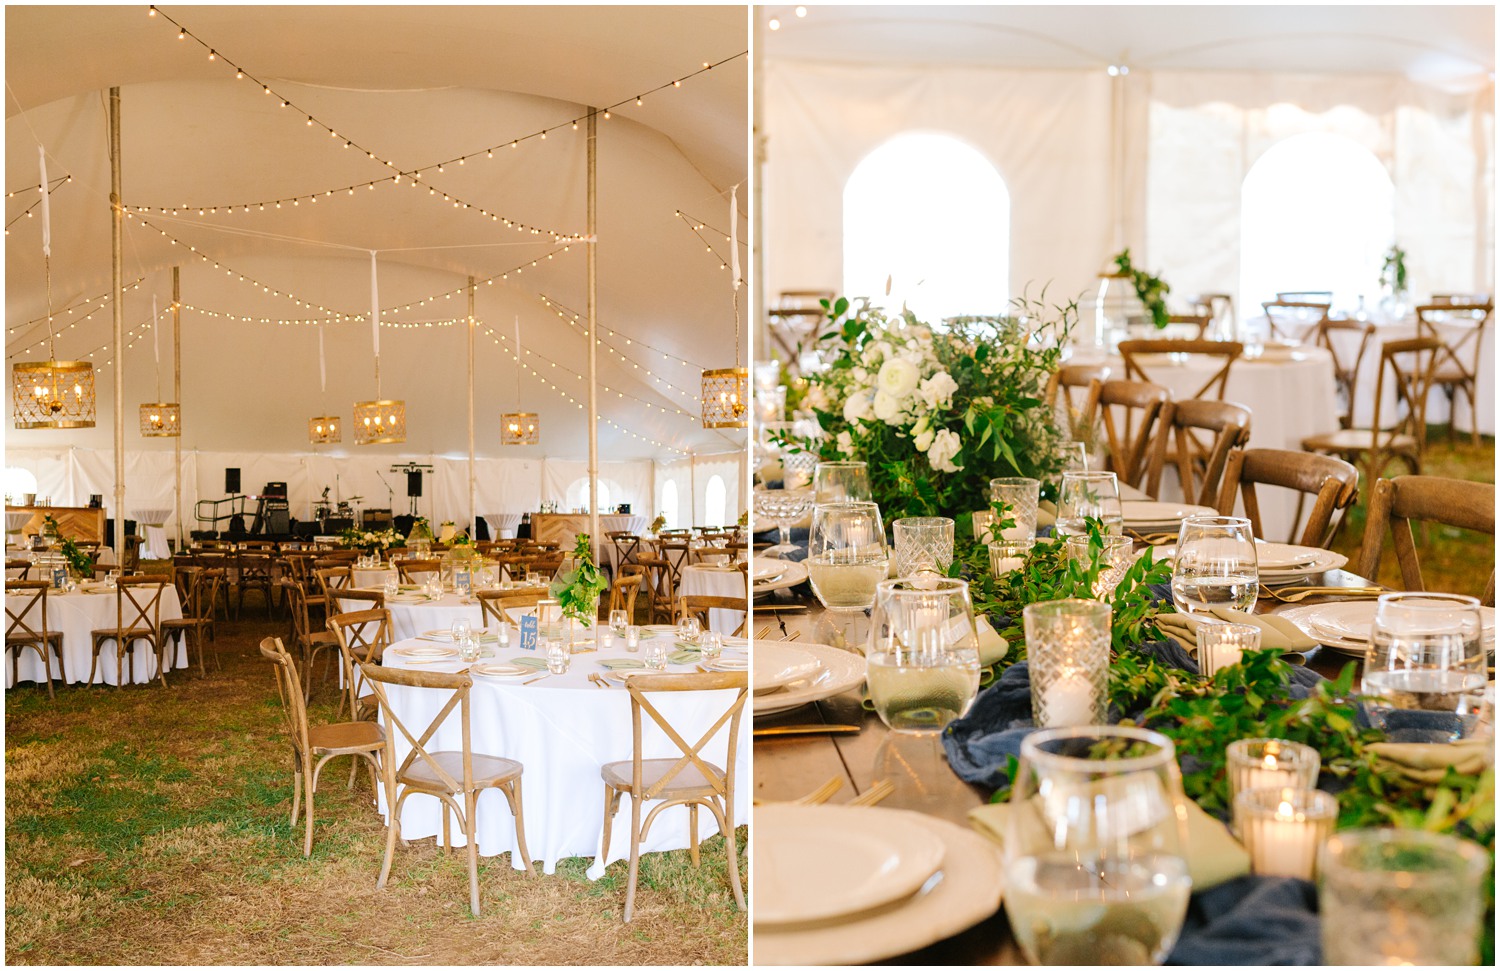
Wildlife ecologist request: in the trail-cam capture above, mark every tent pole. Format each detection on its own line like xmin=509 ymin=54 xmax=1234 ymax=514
xmin=172 ymin=266 xmax=181 ymax=553
xmin=467 ymin=276 xmax=476 ymax=538
xmin=109 ymin=86 xmax=125 ymax=570
xmin=587 ymin=108 xmax=599 ymax=566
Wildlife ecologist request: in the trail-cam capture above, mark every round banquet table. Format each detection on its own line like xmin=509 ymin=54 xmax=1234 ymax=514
xmin=1355 ymin=314 xmax=1495 ymax=436
xmin=132 ymin=508 xmax=174 ymax=560
xmin=378 ymin=636 xmax=750 ymax=877
xmin=678 ymin=564 xmax=748 ymax=634
xmin=3 ymin=583 xmax=184 ymax=687
xmin=336 ymin=584 xmax=550 ymax=641
xmin=482 ymin=513 xmax=522 ymax=540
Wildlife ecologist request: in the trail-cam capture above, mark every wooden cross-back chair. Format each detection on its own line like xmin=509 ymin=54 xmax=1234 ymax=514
xmin=1164 ymin=313 xmax=1213 ymax=339
xmin=1079 ymin=379 xmax=1172 ymax=490
xmin=1215 ymin=448 xmax=1360 ymax=548
xmin=609 ymin=571 xmax=645 ymax=620
xmin=676 ymin=594 xmax=750 ymax=638
xmin=1414 ymin=301 xmax=1494 ymax=445
xmin=327 ymin=607 xmax=394 ymax=722
xmin=1275 ymin=290 xmax=1333 ymax=305
xmin=235 ymin=549 xmax=277 ymax=620
xmin=1044 ymin=363 xmax=1112 ymax=440
xmin=1262 ymin=301 xmax=1331 ymax=346
xmin=1302 ymin=336 xmax=1442 ymax=495
xmin=1314 ymin=317 xmax=1377 ymax=430
xmin=396 ymin=559 xmax=441 ymax=583
xmin=259 ymin=636 xmax=384 ymax=858
xmin=5 ymin=580 xmax=65 ymax=698
xmin=476 ymin=589 xmax=545 ymax=628
xmin=6 ymin=558 xmax=32 ymax=580
xmin=599 ymin=671 xmax=747 ymax=923
xmin=1358 ymin=475 xmax=1496 ymax=606
xmin=634 ymin=553 xmax=677 ymax=624
xmin=361 ymin=663 xmax=533 ymax=917
xmin=313 ymin=565 xmax=352 ymax=608
xmin=160 ymin=567 xmax=224 ymax=676
xmin=278 ymin=579 xmax=342 ymax=701
xmin=1143 ymin=399 xmax=1252 ymax=506
xmin=88 ymin=577 xmax=169 ymax=688
xmin=1117 ymin=339 xmax=1244 ymax=402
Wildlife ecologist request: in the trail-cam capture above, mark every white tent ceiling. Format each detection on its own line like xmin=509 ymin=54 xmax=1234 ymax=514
xmin=6 ymin=5 xmax=749 ymax=461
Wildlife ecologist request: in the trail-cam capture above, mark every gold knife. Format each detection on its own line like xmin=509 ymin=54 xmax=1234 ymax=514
xmin=754 ymin=724 xmax=862 ymax=737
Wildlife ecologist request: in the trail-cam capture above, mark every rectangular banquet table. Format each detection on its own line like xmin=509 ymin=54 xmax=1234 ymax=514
xmin=377 ymin=634 xmax=750 ymax=877
xmin=3 ymin=583 xmax=185 ymax=687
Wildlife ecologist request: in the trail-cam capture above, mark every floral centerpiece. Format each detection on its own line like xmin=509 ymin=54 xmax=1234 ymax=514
xmin=550 ymin=534 xmax=608 ymax=627
xmin=406 ymin=517 xmax=434 ymax=556
xmin=1111 ymin=248 xmax=1171 ymax=329
xmin=648 ymin=514 xmax=666 ymax=536
xmin=43 ymin=516 xmax=94 ymax=578
xmin=783 ymin=295 xmax=1074 ymax=519
xmin=338 ymin=527 xmax=402 ymax=555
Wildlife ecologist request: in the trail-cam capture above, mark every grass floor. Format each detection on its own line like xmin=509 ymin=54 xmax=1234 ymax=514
xmin=5 ymin=608 xmax=748 ymax=966
xmin=1328 ymin=431 xmax=1495 ymax=597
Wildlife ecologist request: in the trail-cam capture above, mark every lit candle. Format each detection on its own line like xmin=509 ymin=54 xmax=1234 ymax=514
xmin=625 ymin=625 xmax=641 ymax=653
xmin=1235 ymin=787 xmax=1338 ymax=880
xmin=496 ymin=622 xmax=511 ymax=648
xmin=989 ymin=539 xmax=1034 ymax=578
xmin=972 ymin=510 xmax=996 ymax=541
xmin=1042 ymin=666 xmax=1095 ymax=727
xmin=1199 ymin=622 xmax=1260 ymax=677
xmin=1226 ymin=738 xmax=1321 ymax=804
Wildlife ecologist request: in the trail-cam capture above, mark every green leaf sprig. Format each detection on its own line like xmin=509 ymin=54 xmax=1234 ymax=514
xmin=1112 ymin=248 xmax=1171 ymax=329
xmin=551 ymin=534 xmax=609 ymax=625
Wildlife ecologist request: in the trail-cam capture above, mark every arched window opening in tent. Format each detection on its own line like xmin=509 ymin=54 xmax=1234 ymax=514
xmin=703 ymin=474 xmax=728 ymax=528
xmin=4 ymin=467 xmax=39 ymax=503
xmin=843 ymin=131 xmax=1010 ymax=324
xmin=1240 ymin=132 xmax=1395 ymax=314
xmin=660 ymin=480 xmax=680 ymax=529
xmin=565 ymin=477 xmax=614 ymax=513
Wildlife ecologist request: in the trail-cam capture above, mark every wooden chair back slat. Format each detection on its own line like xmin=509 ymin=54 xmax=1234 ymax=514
xmin=1215 ymin=447 xmax=1360 ymax=548
xmin=1080 ymin=378 xmax=1171 ymax=489
xmin=1358 ymin=475 xmax=1496 ymax=604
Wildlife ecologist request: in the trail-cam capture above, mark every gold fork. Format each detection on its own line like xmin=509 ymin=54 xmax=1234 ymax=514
xmin=1260 ymin=584 xmax=1383 ymax=604
xmin=849 ymin=779 xmax=896 ymax=808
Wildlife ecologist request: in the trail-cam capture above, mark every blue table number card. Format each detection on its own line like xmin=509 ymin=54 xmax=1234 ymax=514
xmin=455 ymin=569 xmax=471 ymax=597
xmin=520 ymin=615 xmax=539 ymax=651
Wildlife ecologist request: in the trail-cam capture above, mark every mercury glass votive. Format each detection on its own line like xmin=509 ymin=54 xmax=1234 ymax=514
xmin=988 ymin=538 xmax=1034 ymax=578
xmin=1234 ymin=787 xmax=1338 ymax=880
xmin=1226 ymin=738 xmax=1321 ymax=804
xmin=1023 ymin=599 xmax=1111 ymax=728
xmin=1198 ymin=622 xmax=1261 ymax=676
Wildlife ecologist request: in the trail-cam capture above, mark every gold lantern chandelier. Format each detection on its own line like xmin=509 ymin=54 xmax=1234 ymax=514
xmin=308 ymin=322 xmax=341 ymax=444
xmin=139 ymin=295 xmax=179 ymax=437
xmin=501 ymin=315 xmax=539 ymax=445
xmin=354 ymin=253 xmax=406 ymax=445
xmin=701 ymin=187 xmax=748 ymax=429
xmin=13 ymin=148 xmax=96 ymax=430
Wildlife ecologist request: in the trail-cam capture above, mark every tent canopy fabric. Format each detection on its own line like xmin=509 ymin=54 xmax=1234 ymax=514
xmin=6 ymin=5 xmax=749 ymax=463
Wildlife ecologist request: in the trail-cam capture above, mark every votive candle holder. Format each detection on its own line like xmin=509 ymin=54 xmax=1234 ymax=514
xmin=1226 ymin=738 xmax=1320 ymax=804
xmin=1023 ymin=599 xmax=1110 ymax=728
xmin=988 ymin=538 xmax=1034 ymax=579
xmin=1199 ymin=622 xmax=1261 ymax=676
xmin=1234 ymin=787 xmax=1337 ymax=880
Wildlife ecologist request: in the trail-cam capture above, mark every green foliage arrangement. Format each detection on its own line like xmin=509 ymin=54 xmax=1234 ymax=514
xmin=1112 ymin=248 xmax=1171 ymax=329
xmin=551 ymin=534 xmax=608 ymax=625
xmin=1382 ymin=244 xmax=1409 ymax=294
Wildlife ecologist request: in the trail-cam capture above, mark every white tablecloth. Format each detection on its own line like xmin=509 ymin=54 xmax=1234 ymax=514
xmin=678 ymin=565 xmax=748 ymax=635
xmin=6 ymin=511 xmax=32 ymax=539
xmin=1353 ymin=316 xmax=1495 ymax=435
xmin=4 ymin=585 xmax=184 ymax=687
xmin=482 ymin=513 xmax=523 ymax=540
xmin=379 ymin=637 xmax=749 ymax=877
xmin=133 ymin=508 xmax=174 ymax=560
xmin=351 ymin=566 xmax=398 ymax=589
xmin=337 ymin=585 xmax=549 ymax=641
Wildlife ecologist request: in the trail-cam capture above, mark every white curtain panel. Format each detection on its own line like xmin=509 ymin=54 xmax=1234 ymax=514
xmin=655 ymin=458 xmax=693 ymax=528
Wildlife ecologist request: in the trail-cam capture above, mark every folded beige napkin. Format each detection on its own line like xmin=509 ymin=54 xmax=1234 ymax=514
xmin=1155 ymin=609 xmax=1315 ymax=665
xmin=970 ymin=795 xmax=1249 ymax=891
xmin=1037 ymin=499 xmax=1057 ymax=528
xmin=976 ymin=616 xmax=1009 ymax=666
xmin=1366 ymin=739 xmax=1493 ymax=784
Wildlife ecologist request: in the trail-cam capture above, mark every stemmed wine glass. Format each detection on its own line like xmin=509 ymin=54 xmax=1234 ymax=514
xmin=1004 ymin=726 xmax=1193 ymax=965
xmin=1170 ymin=515 xmax=1258 ymax=615
xmin=752 ymin=489 xmax=813 ymax=558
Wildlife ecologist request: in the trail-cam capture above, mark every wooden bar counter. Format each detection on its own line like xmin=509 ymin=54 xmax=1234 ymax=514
xmin=6 ymin=505 xmax=106 ymax=544
xmin=528 ymin=513 xmax=647 ymax=550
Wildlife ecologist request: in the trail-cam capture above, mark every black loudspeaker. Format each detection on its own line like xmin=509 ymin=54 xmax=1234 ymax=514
xmin=263 ymin=481 xmax=288 ymax=499
xmin=225 ymin=468 xmax=241 ymax=494
xmin=406 ymin=471 xmax=423 ymax=498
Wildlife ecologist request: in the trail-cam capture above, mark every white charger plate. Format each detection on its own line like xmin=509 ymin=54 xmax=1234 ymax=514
xmin=752 ymin=559 xmax=787 ymax=583
xmin=753 ymin=643 xmax=866 ymax=716
xmin=754 ymin=559 xmax=809 ymax=594
xmin=754 ymin=804 xmax=946 ymax=927
xmin=1120 ymin=500 xmax=1217 ymax=527
xmin=1278 ymin=601 xmax=1495 ymax=656
xmin=704 ymin=655 xmax=749 ymax=671
xmin=420 ymin=628 xmax=493 ymax=642
xmin=754 ymin=808 xmax=1004 ymax=966
xmin=469 ymin=662 xmax=532 ymax=679
xmin=754 ymin=642 xmax=823 ymax=694
xmin=389 ymin=645 xmax=458 ymax=660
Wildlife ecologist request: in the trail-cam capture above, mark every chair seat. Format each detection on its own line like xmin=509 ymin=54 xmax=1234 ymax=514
xmin=1302 ymin=429 xmax=1419 ymax=453
xmin=91 ymin=627 xmax=157 ymax=642
xmin=7 ymin=630 xmax=62 ymax=645
xmin=306 ymin=630 xmax=340 ymax=647
xmin=600 ymin=757 xmax=727 ymax=797
xmin=399 ymin=751 xmax=524 ymax=791
xmin=1432 ymin=365 xmax=1470 ymax=383
xmin=308 ymin=720 xmax=385 ymax=755
xmin=160 ymin=617 xmax=211 ymax=630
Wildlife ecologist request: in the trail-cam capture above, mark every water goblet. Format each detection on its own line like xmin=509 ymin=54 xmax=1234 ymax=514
xmin=451 ymin=619 xmax=472 ymax=645
xmin=1003 ymin=725 xmax=1192 ymax=965
xmin=865 ymin=577 xmax=981 ymax=733
xmin=813 ymin=460 xmax=871 ymax=504
xmin=1056 ymin=471 xmax=1123 ymax=537
xmin=806 ymin=501 xmax=888 ymax=611
xmin=1362 ymin=592 xmax=1486 ymax=743
xmin=644 ymin=639 xmax=669 ymax=671
xmin=1170 ymin=515 xmax=1257 ymax=615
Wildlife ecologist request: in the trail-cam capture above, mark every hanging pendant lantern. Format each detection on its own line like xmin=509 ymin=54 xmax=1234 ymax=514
xmin=702 ymin=184 xmax=749 ymax=429
xmin=355 ymin=252 xmax=406 ymax=445
xmin=501 ymin=316 xmax=539 ymax=446
xmin=13 ymin=147 xmax=96 ymax=430
xmin=308 ymin=415 xmax=341 ymax=444
xmin=139 ymin=401 xmax=180 ymax=437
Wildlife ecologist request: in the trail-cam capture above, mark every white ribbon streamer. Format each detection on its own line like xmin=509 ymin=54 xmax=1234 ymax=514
xmin=318 ymin=322 xmax=327 ymax=393
xmin=39 ymin=147 xmax=51 ymax=257
xmin=729 ymin=184 xmax=740 ymax=291
xmin=369 ymin=250 xmax=380 ymax=357
xmin=152 ymin=294 xmax=160 ymax=366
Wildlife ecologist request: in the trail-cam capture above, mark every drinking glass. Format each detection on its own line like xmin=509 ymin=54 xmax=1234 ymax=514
xmin=1319 ymin=829 xmax=1489 ymax=966
xmin=866 ymin=577 xmax=981 ymax=733
xmin=806 ymin=501 xmax=888 ymax=611
xmin=1065 ymin=534 xmax=1135 ymax=600
xmin=545 ymin=636 xmax=570 ymax=675
xmin=1170 ymin=515 xmax=1257 ymax=615
xmin=1362 ymin=592 xmax=1486 ymax=743
xmin=1003 ymin=726 xmax=1192 ymax=966
xmin=989 ymin=477 xmax=1041 ymax=540
xmin=1055 ymin=471 xmax=1123 ymax=537
xmin=891 ymin=516 xmax=954 ymax=578
xmin=451 ymin=619 xmax=471 ymax=644
xmin=457 ymin=631 xmax=480 ymax=663
xmin=382 ymin=573 xmax=398 ymax=599
xmin=678 ymin=615 xmax=702 ymax=644
xmin=813 ymin=460 xmax=872 ymax=504
xmin=609 ymin=609 xmax=630 ymax=642
xmin=701 ymin=631 xmax=724 ymax=662
xmin=753 ymin=489 xmax=813 ymax=558
xmin=644 ymin=638 xmax=669 ymax=671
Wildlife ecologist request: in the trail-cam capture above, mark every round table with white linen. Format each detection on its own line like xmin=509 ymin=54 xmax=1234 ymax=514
xmin=377 ymin=635 xmax=750 ymax=877
xmin=482 ymin=513 xmax=523 ymax=540
xmin=4 ymin=583 xmax=184 ymax=687
xmin=132 ymin=508 xmax=174 ymax=560
xmin=1354 ymin=314 xmax=1495 ymax=436
xmin=678 ymin=564 xmax=748 ymax=635
xmin=336 ymin=584 xmax=550 ymax=641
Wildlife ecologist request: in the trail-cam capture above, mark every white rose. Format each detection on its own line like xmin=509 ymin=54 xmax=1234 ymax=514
xmin=873 ymin=390 xmax=903 ymax=423
xmin=913 ymin=427 xmax=935 ymax=453
xmin=843 ymin=390 xmax=875 ymax=424
xmin=928 ymin=428 xmax=963 ymax=473
xmin=877 ymin=358 xmax=921 ymax=397
xmin=835 ymin=430 xmax=855 ymax=456
xmin=918 ymin=371 xmax=958 ymax=410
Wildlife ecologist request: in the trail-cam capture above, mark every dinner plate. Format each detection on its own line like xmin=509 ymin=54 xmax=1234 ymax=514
xmin=754 ymin=642 xmax=823 ymax=694
xmin=1120 ymin=500 xmax=1218 ymax=527
xmin=1279 ymin=601 xmax=1496 ymax=656
xmin=389 ymin=645 xmax=458 ymax=660
xmin=754 ymin=804 xmax=947 ymax=927
xmin=386 ymin=593 xmax=434 ymax=604
xmin=420 ymin=628 xmax=493 ymax=642
xmin=753 ymin=643 xmax=866 ymax=716
xmin=1253 ymin=542 xmax=1328 ymax=570
xmin=754 ymin=559 xmax=810 ymax=594
xmin=469 ymin=662 xmax=532 ymax=679
xmin=703 ymin=655 xmax=749 ymax=672
xmin=604 ymin=668 xmax=663 ymax=684
xmin=754 ymin=809 xmax=1004 ymax=966
xmin=751 ymin=560 xmax=786 ymax=583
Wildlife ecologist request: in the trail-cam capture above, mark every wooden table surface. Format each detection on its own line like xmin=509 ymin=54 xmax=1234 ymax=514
xmin=751 ymin=565 xmax=1378 ymax=965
